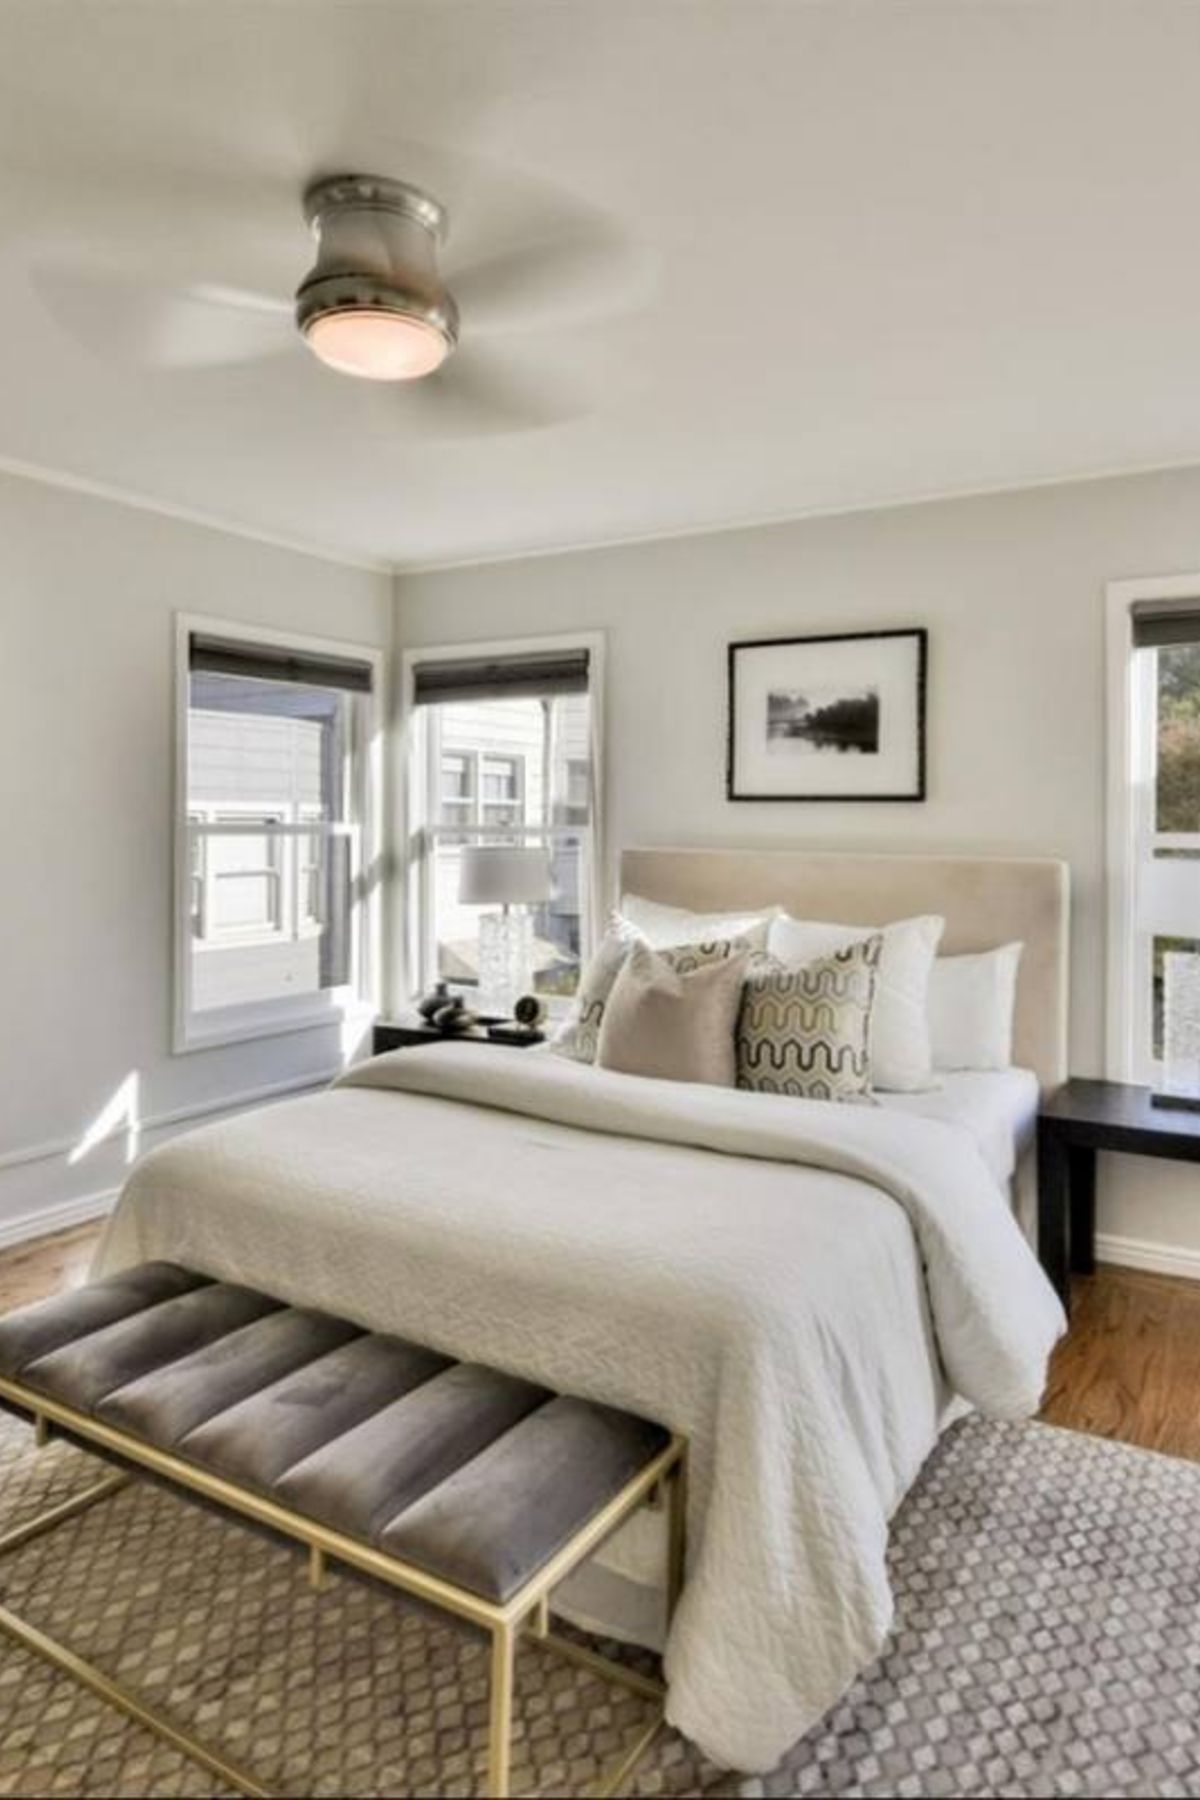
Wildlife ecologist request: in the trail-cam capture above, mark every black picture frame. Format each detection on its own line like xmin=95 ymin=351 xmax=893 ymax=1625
xmin=726 ymin=627 xmax=928 ymax=802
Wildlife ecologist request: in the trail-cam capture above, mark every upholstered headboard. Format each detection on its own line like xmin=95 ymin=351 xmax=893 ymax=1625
xmin=619 ymin=848 xmax=1070 ymax=1092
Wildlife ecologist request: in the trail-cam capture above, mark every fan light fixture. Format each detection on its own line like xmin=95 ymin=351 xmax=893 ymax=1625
xmin=296 ymin=174 xmax=458 ymax=382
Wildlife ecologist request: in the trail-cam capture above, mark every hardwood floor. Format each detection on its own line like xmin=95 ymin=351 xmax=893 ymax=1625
xmin=2 ymin=1224 xmax=1199 ymax=1461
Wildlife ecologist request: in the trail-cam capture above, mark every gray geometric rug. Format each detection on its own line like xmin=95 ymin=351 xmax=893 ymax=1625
xmin=1 ymin=1410 xmax=1197 ymax=1798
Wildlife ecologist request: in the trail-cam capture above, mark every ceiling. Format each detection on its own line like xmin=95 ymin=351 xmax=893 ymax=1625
xmin=3 ymin=1 xmax=1200 ymax=570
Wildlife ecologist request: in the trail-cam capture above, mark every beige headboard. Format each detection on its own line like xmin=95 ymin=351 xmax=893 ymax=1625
xmin=620 ymin=848 xmax=1070 ymax=1093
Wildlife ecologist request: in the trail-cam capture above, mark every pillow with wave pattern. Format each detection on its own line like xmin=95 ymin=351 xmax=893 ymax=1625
xmin=736 ymin=936 xmax=882 ymax=1102
xmin=554 ymin=925 xmax=762 ymax=1065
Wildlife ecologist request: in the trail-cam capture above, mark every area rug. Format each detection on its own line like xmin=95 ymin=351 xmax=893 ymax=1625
xmin=0 ymin=1410 xmax=1198 ymax=1798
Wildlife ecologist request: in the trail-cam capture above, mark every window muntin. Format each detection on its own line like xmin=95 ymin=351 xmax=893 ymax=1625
xmin=177 ymin=627 xmax=377 ymax=1050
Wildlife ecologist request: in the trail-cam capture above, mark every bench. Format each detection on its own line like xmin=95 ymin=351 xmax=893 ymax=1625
xmin=0 ymin=1262 xmax=687 ymax=1799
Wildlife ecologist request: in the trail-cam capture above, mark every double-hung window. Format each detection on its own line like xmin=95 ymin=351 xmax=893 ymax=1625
xmin=1108 ymin=583 xmax=1200 ymax=1083
xmin=405 ymin=637 xmax=602 ymax=1010
xmin=175 ymin=618 xmax=383 ymax=1050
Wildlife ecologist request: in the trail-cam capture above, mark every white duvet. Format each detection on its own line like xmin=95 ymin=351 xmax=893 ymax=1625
xmin=97 ymin=1045 xmax=1064 ymax=1773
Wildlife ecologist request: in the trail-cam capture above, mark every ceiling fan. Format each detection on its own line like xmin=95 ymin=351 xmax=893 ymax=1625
xmin=30 ymin=168 xmax=644 ymax=435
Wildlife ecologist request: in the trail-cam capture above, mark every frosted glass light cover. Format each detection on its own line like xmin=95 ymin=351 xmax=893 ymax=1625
xmin=304 ymin=310 xmax=449 ymax=380
xmin=1160 ymin=951 xmax=1200 ymax=1100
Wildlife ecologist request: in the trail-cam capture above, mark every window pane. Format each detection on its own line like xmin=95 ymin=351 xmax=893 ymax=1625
xmin=185 ymin=662 xmax=362 ymax=1026
xmin=190 ymin=828 xmax=351 ymax=1013
xmin=422 ymin=689 xmax=591 ymax=1008
xmin=1156 ymin=643 xmax=1200 ymax=833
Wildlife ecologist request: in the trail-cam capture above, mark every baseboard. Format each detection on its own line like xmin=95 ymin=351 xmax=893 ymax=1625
xmin=0 ymin=1187 xmax=119 ymax=1253
xmin=0 ymin=1068 xmax=340 ymax=1253
xmin=1095 ymin=1230 xmax=1200 ymax=1281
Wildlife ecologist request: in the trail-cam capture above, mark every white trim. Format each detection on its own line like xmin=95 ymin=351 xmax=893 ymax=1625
xmin=1105 ymin=573 xmax=1200 ymax=1082
xmin=0 ymin=452 xmax=390 ymax=574
xmin=0 ymin=1067 xmax=342 ymax=1176
xmin=0 ymin=1188 xmax=120 ymax=1253
xmin=393 ymin=455 xmax=1200 ymax=575
xmin=173 ymin=613 xmax=386 ymax=1054
xmin=1096 ymin=1229 xmax=1200 ymax=1282
xmin=396 ymin=631 xmax=606 ymax=1010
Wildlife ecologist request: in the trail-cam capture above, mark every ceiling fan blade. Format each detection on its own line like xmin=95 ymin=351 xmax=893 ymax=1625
xmin=449 ymin=225 xmax=650 ymax=334
xmin=31 ymin=262 xmax=295 ymax=370
xmin=385 ymin=344 xmax=589 ymax=439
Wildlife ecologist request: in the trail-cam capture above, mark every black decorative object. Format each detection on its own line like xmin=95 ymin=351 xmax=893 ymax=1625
xmin=727 ymin=629 xmax=927 ymax=802
xmin=417 ymin=981 xmax=453 ymax=1023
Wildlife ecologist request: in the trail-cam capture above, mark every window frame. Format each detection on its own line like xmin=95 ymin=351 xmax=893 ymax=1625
xmin=398 ymin=631 xmax=605 ymax=1013
xmin=1106 ymin=575 xmax=1200 ymax=1082
xmin=173 ymin=612 xmax=385 ymax=1054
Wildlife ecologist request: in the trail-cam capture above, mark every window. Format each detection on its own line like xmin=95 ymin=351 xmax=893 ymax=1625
xmin=406 ymin=639 xmax=601 ymax=1009
xmin=175 ymin=619 xmax=382 ymax=1051
xmin=1108 ymin=584 xmax=1200 ymax=1082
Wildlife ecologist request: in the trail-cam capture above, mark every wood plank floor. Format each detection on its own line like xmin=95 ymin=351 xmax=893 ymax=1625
xmin=2 ymin=1223 xmax=1199 ymax=1461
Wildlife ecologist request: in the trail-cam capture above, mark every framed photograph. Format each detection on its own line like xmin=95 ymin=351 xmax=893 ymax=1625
xmin=727 ymin=628 xmax=927 ymax=801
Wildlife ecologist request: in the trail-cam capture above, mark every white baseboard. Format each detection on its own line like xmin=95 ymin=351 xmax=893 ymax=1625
xmin=0 ymin=1068 xmax=339 ymax=1253
xmin=0 ymin=1187 xmax=119 ymax=1252
xmin=1096 ymin=1230 xmax=1200 ymax=1281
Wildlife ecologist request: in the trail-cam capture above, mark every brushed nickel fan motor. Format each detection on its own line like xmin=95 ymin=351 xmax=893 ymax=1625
xmin=295 ymin=174 xmax=459 ymax=379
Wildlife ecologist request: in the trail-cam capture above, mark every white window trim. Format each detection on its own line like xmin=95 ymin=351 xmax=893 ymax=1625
xmin=1105 ymin=574 xmax=1200 ymax=1081
xmin=173 ymin=612 xmax=386 ymax=1054
xmin=396 ymin=630 xmax=606 ymax=1012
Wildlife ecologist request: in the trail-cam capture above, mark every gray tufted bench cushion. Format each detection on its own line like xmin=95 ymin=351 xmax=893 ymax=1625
xmin=0 ymin=1260 xmax=672 ymax=1607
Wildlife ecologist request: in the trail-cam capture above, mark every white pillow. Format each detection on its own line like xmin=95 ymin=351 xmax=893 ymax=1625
xmin=620 ymin=893 xmax=776 ymax=950
xmin=767 ymin=912 xmax=944 ymax=1092
xmin=928 ymin=942 xmax=1023 ymax=1072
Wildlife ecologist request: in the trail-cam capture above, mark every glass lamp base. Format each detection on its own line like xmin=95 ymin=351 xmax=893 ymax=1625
xmin=477 ymin=910 xmax=533 ymax=1017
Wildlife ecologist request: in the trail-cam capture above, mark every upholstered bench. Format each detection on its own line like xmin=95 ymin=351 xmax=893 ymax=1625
xmin=0 ymin=1263 xmax=687 ymax=1799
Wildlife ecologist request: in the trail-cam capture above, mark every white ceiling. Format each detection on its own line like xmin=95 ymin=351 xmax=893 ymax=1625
xmin=3 ymin=1 xmax=1200 ymax=570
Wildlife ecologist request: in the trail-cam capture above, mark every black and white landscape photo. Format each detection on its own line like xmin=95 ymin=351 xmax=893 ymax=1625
xmin=766 ymin=686 xmax=880 ymax=757
xmin=728 ymin=629 xmax=926 ymax=801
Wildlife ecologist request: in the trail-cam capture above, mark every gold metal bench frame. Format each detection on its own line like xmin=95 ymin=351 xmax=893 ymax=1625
xmin=0 ymin=1376 xmax=687 ymax=1799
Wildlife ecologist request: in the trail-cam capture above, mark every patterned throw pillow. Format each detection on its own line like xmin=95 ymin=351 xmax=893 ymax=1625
xmin=554 ymin=925 xmax=761 ymax=1065
xmin=736 ymin=936 xmax=882 ymax=1102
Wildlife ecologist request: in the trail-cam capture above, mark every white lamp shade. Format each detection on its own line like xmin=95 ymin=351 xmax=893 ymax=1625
xmin=458 ymin=845 xmax=552 ymax=906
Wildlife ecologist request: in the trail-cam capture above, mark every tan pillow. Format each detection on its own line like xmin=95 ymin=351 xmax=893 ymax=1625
xmin=597 ymin=940 xmax=750 ymax=1086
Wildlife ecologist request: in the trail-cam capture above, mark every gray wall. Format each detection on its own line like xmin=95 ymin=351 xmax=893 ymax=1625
xmin=395 ymin=464 xmax=1200 ymax=1266
xmin=0 ymin=471 xmax=391 ymax=1240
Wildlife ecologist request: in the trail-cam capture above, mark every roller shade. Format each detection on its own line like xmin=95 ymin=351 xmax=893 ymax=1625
xmin=189 ymin=633 xmax=374 ymax=694
xmin=1132 ymin=605 xmax=1200 ymax=651
xmin=411 ymin=647 xmax=590 ymax=706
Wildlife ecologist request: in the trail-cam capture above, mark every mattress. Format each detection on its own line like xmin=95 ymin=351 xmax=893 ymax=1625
xmin=877 ymin=1067 xmax=1040 ymax=1187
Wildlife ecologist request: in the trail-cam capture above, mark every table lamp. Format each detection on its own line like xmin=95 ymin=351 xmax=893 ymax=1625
xmin=459 ymin=844 xmax=553 ymax=1014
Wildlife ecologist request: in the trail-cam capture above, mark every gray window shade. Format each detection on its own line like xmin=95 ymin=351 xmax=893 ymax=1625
xmin=1132 ymin=605 xmax=1200 ymax=650
xmin=189 ymin=633 xmax=374 ymax=694
xmin=412 ymin=647 xmax=590 ymax=706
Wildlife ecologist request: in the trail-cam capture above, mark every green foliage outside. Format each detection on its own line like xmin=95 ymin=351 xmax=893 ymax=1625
xmin=1156 ymin=644 xmax=1200 ymax=832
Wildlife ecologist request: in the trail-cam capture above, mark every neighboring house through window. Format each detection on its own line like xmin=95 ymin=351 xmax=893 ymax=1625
xmin=175 ymin=617 xmax=382 ymax=1051
xmin=1107 ymin=579 xmax=1200 ymax=1083
xmin=405 ymin=637 xmax=602 ymax=1009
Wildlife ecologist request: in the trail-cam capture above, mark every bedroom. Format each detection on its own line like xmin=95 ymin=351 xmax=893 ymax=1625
xmin=1 ymin=2 xmax=1199 ymax=1796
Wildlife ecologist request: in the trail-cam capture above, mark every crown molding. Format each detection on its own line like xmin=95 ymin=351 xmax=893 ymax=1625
xmin=391 ymin=452 xmax=1200 ymax=577
xmin=0 ymin=453 xmax=391 ymax=575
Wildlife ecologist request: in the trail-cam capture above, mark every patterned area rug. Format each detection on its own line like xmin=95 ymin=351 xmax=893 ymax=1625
xmin=1 ymin=1410 xmax=1198 ymax=1798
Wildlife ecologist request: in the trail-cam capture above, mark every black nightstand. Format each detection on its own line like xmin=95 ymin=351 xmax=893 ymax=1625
xmin=1038 ymin=1078 xmax=1200 ymax=1312
xmin=372 ymin=1018 xmax=545 ymax=1054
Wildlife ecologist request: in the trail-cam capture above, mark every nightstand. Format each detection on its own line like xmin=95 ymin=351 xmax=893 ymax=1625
xmin=1038 ymin=1078 xmax=1200 ymax=1312
xmin=372 ymin=1018 xmax=545 ymax=1055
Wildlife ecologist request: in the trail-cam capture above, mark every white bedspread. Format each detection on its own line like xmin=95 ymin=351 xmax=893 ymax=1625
xmin=97 ymin=1046 xmax=1063 ymax=1773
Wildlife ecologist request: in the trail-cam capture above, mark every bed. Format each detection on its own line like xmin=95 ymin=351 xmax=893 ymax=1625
xmin=95 ymin=848 xmax=1069 ymax=1774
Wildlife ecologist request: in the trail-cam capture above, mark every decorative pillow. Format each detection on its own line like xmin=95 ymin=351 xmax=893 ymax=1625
xmin=597 ymin=940 xmax=750 ymax=1087
xmin=736 ymin=937 xmax=882 ymax=1103
xmin=928 ymin=941 xmax=1023 ymax=1071
xmin=766 ymin=912 xmax=943 ymax=1092
xmin=619 ymin=893 xmax=776 ymax=950
xmin=554 ymin=924 xmax=760 ymax=1064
